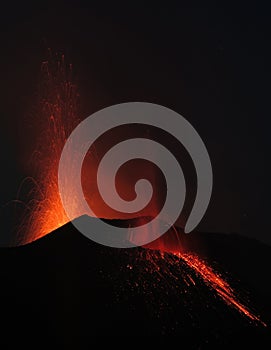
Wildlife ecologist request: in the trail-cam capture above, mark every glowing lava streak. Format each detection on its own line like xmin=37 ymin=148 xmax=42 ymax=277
xmin=173 ymin=251 xmax=265 ymax=325
xmin=144 ymin=222 xmax=266 ymax=325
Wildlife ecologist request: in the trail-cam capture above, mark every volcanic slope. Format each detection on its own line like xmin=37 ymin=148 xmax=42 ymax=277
xmin=0 ymin=216 xmax=270 ymax=346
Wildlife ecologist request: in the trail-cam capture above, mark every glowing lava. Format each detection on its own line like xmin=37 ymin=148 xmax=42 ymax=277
xmin=18 ymin=55 xmax=266 ymax=327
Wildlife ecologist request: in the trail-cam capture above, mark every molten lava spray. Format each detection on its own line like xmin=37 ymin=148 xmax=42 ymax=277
xmin=18 ymin=54 xmax=83 ymax=244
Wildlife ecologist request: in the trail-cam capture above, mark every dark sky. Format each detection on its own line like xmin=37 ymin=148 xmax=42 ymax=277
xmin=0 ymin=2 xmax=270 ymax=245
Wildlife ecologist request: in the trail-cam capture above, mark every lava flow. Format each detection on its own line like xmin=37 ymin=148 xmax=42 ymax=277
xmin=140 ymin=227 xmax=266 ymax=327
xmin=176 ymin=252 xmax=264 ymax=324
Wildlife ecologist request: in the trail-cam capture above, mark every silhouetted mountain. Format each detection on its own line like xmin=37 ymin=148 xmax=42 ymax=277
xmin=0 ymin=216 xmax=270 ymax=347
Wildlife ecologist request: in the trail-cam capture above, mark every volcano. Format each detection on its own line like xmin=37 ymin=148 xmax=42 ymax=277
xmin=0 ymin=216 xmax=270 ymax=346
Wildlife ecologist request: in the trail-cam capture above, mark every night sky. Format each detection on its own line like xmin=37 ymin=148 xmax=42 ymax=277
xmin=0 ymin=2 xmax=270 ymax=245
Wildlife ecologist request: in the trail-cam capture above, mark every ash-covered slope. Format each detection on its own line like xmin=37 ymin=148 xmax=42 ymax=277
xmin=0 ymin=216 xmax=270 ymax=347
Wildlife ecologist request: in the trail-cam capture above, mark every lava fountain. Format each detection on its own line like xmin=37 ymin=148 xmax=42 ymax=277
xmin=18 ymin=53 xmax=84 ymax=244
xmin=17 ymin=54 xmax=267 ymax=327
